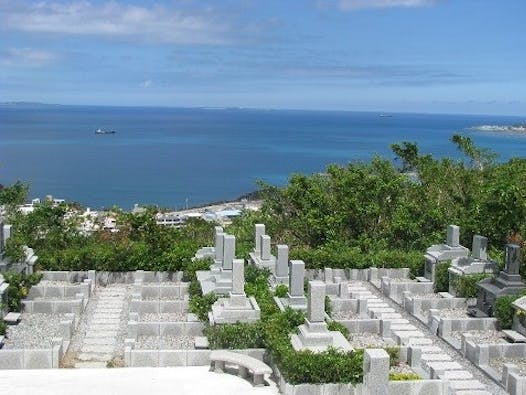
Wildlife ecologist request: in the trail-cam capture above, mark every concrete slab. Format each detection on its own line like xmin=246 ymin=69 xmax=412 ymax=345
xmin=1 ymin=366 xmax=276 ymax=395
xmin=437 ymin=370 xmax=473 ymax=380
xmin=448 ymin=380 xmax=485 ymax=390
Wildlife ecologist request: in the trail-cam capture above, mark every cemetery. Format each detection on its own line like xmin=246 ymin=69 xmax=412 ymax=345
xmin=3 ymin=221 xmax=526 ymax=394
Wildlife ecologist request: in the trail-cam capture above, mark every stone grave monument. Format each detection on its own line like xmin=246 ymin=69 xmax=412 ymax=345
xmin=210 ymin=259 xmax=260 ymax=324
xmin=290 ymin=280 xmax=353 ymax=352
xmin=249 ymin=224 xmax=276 ymax=270
xmin=194 ymin=226 xmax=223 ymax=260
xmin=197 ymin=234 xmax=236 ymax=295
xmin=272 ymin=244 xmax=290 ymax=285
xmin=448 ymin=235 xmax=497 ymax=296
xmin=423 ymin=224 xmax=469 ymax=283
xmin=476 ymin=244 xmax=525 ymax=316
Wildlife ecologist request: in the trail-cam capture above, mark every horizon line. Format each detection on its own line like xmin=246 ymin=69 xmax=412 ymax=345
xmin=1 ymin=100 xmax=524 ymax=119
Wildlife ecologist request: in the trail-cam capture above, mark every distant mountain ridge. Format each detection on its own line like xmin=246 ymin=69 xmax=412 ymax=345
xmin=0 ymin=101 xmax=63 ymax=107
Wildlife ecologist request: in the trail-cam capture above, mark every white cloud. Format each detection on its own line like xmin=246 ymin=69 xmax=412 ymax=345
xmin=0 ymin=47 xmax=56 ymax=67
xmin=0 ymin=1 xmax=235 ymax=45
xmin=337 ymin=0 xmax=437 ymax=10
xmin=139 ymin=80 xmax=152 ymax=88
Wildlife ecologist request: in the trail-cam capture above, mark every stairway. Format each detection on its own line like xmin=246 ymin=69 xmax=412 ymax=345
xmin=74 ymin=286 xmax=126 ymax=368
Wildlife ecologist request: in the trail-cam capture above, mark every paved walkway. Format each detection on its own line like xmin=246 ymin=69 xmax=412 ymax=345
xmin=71 ymin=285 xmax=130 ymax=368
xmin=360 ymin=281 xmax=506 ymax=395
xmin=0 ymin=366 xmax=279 ymax=395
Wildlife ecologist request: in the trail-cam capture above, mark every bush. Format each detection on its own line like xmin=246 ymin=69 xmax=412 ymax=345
xmin=3 ymin=271 xmax=43 ymax=312
xmin=0 ymin=318 xmax=6 ymax=335
xmin=385 ymin=347 xmax=400 ymax=367
xmin=327 ymin=320 xmax=350 ymax=339
xmin=455 ymin=273 xmax=492 ymax=298
xmin=494 ymin=295 xmax=522 ymax=329
xmin=274 ymin=284 xmax=288 ymax=298
xmin=205 ymin=322 xmax=265 ymax=349
xmin=434 ymin=262 xmax=450 ymax=293
xmin=189 ymin=292 xmax=217 ymax=322
xmin=182 ymin=257 xmax=212 ymax=282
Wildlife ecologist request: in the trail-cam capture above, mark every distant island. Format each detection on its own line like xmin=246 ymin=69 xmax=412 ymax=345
xmin=472 ymin=124 xmax=526 ymax=133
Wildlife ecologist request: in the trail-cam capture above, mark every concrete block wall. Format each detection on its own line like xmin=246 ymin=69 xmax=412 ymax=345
xmin=128 ymin=321 xmax=204 ymax=339
xmin=138 ymin=284 xmax=189 ymax=300
xmin=22 ymin=298 xmax=84 ymax=316
xmin=124 ymin=347 xmax=265 ymax=368
xmin=129 ymin=299 xmax=189 ymax=314
xmin=0 ymin=338 xmax=64 ymax=369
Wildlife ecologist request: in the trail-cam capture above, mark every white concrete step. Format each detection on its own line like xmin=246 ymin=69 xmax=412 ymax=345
xmin=83 ymin=338 xmax=116 ymax=346
xmin=448 ymin=380 xmax=486 ymax=391
xmin=74 ymin=361 xmax=107 ymax=369
xmin=77 ymin=352 xmax=112 ymax=362
xmin=81 ymin=344 xmax=115 ymax=354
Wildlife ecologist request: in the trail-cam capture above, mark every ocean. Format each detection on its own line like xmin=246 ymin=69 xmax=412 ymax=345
xmin=0 ymin=105 xmax=525 ymax=210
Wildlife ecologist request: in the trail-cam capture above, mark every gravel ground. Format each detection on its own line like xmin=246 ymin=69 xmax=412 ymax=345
xmin=140 ymin=313 xmax=186 ymax=322
xmin=3 ymin=313 xmax=66 ymax=349
xmin=37 ymin=280 xmax=81 ymax=286
xmin=349 ymin=333 xmax=394 ymax=349
xmin=425 ymin=308 xmax=470 ymax=319
xmin=489 ymin=357 xmax=526 ymax=376
xmin=450 ymin=330 xmax=507 ymax=343
xmin=415 ymin=293 xmax=443 ymax=299
xmin=134 ymin=335 xmax=195 ymax=350
xmin=361 ymin=281 xmax=508 ymax=395
xmin=332 ymin=311 xmax=360 ymax=320
xmin=390 ymin=363 xmax=418 ymax=376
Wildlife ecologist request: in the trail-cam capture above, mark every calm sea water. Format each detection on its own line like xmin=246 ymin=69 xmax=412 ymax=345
xmin=0 ymin=105 xmax=525 ymax=209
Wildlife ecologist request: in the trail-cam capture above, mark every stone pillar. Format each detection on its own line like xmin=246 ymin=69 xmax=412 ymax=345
xmin=363 ymin=349 xmax=389 ymax=395
xmin=307 ymin=281 xmax=326 ymax=323
xmin=472 ymin=235 xmax=488 ymax=260
xmin=289 ymin=260 xmax=305 ymax=297
xmin=324 ymin=267 xmax=333 ymax=283
xmin=261 ymin=235 xmax=271 ymax=260
xmin=215 ymin=232 xmax=225 ymax=261
xmin=231 ymin=259 xmax=245 ymax=295
xmin=275 ymin=245 xmax=289 ymax=278
xmin=447 ymin=225 xmax=460 ymax=247
xmin=223 ymin=235 xmax=235 ymax=271
xmin=505 ymin=244 xmax=521 ymax=275
xmin=254 ymin=224 xmax=265 ymax=256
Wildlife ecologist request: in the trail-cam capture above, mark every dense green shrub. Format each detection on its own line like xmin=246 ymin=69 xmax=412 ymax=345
xmin=434 ymin=262 xmax=450 ymax=293
xmin=0 ymin=318 xmax=6 ymax=335
xmin=455 ymin=273 xmax=492 ymax=298
xmin=385 ymin=346 xmax=400 ymax=367
xmin=494 ymin=294 xmax=524 ymax=329
xmin=3 ymin=271 xmax=43 ymax=312
xmin=274 ymin=284 xmax=288 ymax=298
xmin=291 ymin=246 xmax=423 ymax=277
xmin=205 ymin=322 xmax=265 ymax=349
xmin=182 ymin=257 xmax=212 ymax=282
xmin=189 ymin=292 xmax=217 ymax=322
xmin=327 ymin=320 xmax=350 ymax=339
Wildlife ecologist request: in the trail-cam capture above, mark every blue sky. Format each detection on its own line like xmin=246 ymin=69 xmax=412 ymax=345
xmin=0 ymin=0 xmax=525 ymax=115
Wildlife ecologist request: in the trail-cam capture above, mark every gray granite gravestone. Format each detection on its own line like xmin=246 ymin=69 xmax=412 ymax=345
xmin=273 ymin=244 xmax=289 ymax=284
xmin=210 ymin=259 xmax=261 ymax=324
xmin=424 ymin=224 xmax=469 ymax=282
xmin=476 ymin=244 xmax=525 ymax=316
xmin=448 ymin=235 xmax=496 ymax=296
xmin=290 ymin=280 xmax=353 ymax=352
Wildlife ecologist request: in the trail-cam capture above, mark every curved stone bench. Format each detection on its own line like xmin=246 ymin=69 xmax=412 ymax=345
xmin=210 ymin=350 xmax=272 ymax=386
